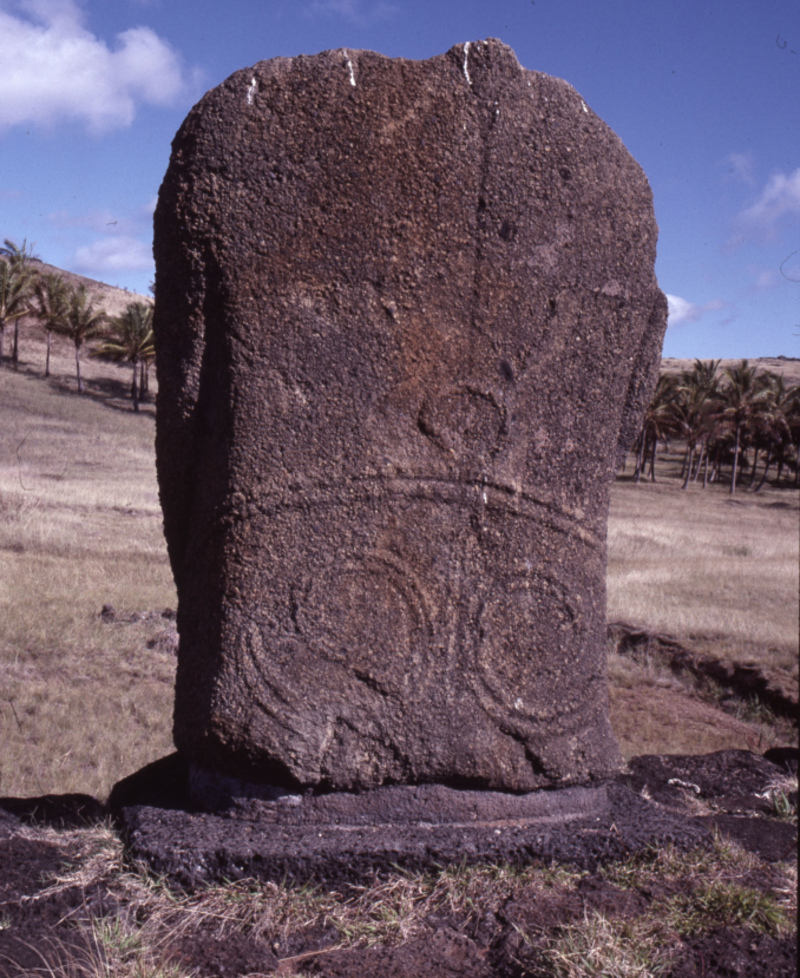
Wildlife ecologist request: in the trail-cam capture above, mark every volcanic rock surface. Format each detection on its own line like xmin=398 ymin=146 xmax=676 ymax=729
xmin=116 ymin=780 xmax=711 ymax=889
xmin=154 ymin=39 xmax=668 ymax=792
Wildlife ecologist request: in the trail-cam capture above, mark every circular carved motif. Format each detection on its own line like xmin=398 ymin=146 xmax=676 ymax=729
xmin=417 ymin=388 xmax=505 ymax=460
xmin=295 ymin=555 xmax=433 ymax=682
xmin=473 ymin=574 xmax=585 ymax=721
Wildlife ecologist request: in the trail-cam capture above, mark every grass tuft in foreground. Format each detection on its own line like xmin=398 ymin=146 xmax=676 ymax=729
xmin=536 ymin=912 xmax=671 ymax=977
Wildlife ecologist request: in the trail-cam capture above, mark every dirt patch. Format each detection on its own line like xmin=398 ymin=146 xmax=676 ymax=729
xmin=304 ymin=930 xmax=494 ymax=977
xmin=610 ymin=684 xmax=777 ymax=758
xmin=620 ymin=749 xmax=796 ymax=810
xmin=669 ymin=927 xmax=798 ymax=977
xmin=0 ymin=826 xmax=99 ymax=975
xmin=608 ymin=622 xmax=798 ymax=724
xmin=167 ymin=924 xmax=280 ymax=977
xmin=618 ymin=750 xmax=798 ymax=862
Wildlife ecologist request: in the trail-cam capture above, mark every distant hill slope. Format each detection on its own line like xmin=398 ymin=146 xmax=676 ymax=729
xmin=26 ymin=259 xmax=150 ymax=319
xmin=662 ymin=356 xmax=800 ymax=385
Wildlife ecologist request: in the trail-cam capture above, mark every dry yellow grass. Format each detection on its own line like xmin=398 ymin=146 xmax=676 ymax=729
xmin=1 ymin=333 xmax=798 ymax=798
xmin=608 ymin=461 xmax=799 ymax=681
xmin=606 ymin=445 xmax=798 ymax=759
xmin=1 ymin=346 xmax=176 ymax=799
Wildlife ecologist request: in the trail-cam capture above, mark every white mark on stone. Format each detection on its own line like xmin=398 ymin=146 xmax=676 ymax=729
xmin=246 ymin=77 xmax=257 ymax=105
xmin=514 ymin=697 xmax=524 ymax=710
xmin=668 ymin=778 xmax=702 ymax=794
xmin=462 ymin=41 xmax=472 ymax=86
xmin=342 ymin=49 xmax=356 ymax=87
xmin=581 ymin=99 xmax=588 ymax=113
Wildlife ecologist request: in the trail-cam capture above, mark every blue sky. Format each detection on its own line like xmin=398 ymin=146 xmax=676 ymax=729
xmin=1 ymin=0 xmax=798 ymax=358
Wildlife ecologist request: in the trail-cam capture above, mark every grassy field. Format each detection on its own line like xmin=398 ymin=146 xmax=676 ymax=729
xmin=0 ymin=336 xmax=798 ymax=798
xmin=0 ymin=337 xmax=176 ymax=798
xmin=607 ymin=461 xmax=798 ymax=758
xmin=4 ymin=820 xmax=796 ymax=978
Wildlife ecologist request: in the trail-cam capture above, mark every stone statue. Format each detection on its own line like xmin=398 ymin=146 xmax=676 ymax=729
xmin=154 ymin=40 xmax=667 ymax=793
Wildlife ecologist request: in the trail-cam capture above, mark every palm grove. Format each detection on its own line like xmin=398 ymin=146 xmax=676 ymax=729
xmin=631 ymin=359 xmax=800 ymax=492
xmin=0 ymin=239 xmax=154 ymax=412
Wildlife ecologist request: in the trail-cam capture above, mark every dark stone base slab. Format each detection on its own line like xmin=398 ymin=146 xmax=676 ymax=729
xmin=116 ymin=779 xmax=711 ymax=888
xmin=108 ymin=749 xmax=797 ymax=888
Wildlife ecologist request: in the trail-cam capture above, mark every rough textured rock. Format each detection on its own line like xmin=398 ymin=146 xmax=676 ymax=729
xmin=617 ymin=750 xmax=799 ymax=862
xmin=116 ymin=781 xmax=711 ymax=889
xmin=154 ymin=39 xmax=668 ymax=791
xmin=619 ymin=749 xmax=796 ymax=813
xmin=109 ymin=751 xmax=798 ymax=890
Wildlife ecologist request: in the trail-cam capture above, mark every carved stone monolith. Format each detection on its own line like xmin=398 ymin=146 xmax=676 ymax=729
xmin=154 ymin=39 xmax=667 ymax=793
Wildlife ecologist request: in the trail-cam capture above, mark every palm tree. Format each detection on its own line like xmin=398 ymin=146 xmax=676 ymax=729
xmin=674 ymin=360 xmax=721 ymax=489
xmin=138 ymin=343 xmax=156 ymax=400
xmin=786 ymin=386 xmax=800 ymax=488
xmin=0 ymin=238 xmax=36 ymax=261
xmin=56 ymin=285 xmax=108 ymax=393
xmin=0 ymin=242 xmax=37 ymax=368
xmin=31 ymin=272 xmax=69 ymax=377
xmin=632 ymin=374 xmax=679 ymax=482
xmin=719 ymin=360 xmax=768 ymax=494
xmin=750 ymin=374 xmax=798 ymax=490
xmin=0 ymin=239 xmax=38 ymax=369
xmin=94 ymin=301 xmax=154 ymax=411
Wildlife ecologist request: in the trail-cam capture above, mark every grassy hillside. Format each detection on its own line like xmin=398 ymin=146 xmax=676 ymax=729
xmin=25 ymin=259 xmax=149 ymax=320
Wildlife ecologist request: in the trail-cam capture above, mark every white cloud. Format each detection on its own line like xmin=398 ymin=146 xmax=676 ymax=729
xmin=729 ymin=168 xmax=800 ymax=246
xmin=666 ymin=294 xmax=694 ymax=325
xmin=0 ymin=0 xmax=192 ymax=133
xmin=73 ymin=235 xmax=152 ymax=274
xmin=752 ymin=268 xmax=781 ymax=292
xmin=666 ymin=294 xmax=725 ymax=327
xmin=723 ymin=152 xmax=755 ymax=186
